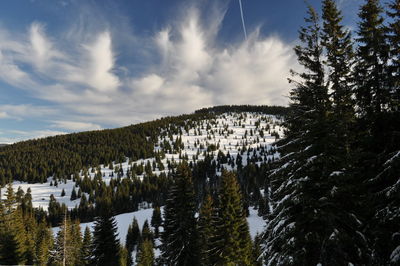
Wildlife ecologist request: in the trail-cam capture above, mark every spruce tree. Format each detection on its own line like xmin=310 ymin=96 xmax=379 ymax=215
xmin=36 ymin=218 xmax=53 ymax=266
xmin=81 ymin=226 xmax=93 ymax=265
xmin=54 ymin=213 xmax=74 ymax=266
xmin=387 ymin=0 xmax=400 ymax=111
xmin=136 ymin=239 xmax=154 ymax=266
xmin=125 ymin=217 xmax=140 ymax=265
xmin=91 ymin=210 xmax=120 ymax=266
xmin=161 ymin=162 xmax=199 ymax=265
xmin=150 ymin=206 xmax=162 ymax=238
xmin=355 ymin=0 xmax=390 ymax=149
xmin=263 ymin=4 xmax=369 ymax=265
xmin=366 ymin=2 xmax=400 ymax=264
xmin=197 ymin=194 xmax=214 ymax=265
xmin=141 ymin=220 xmax=154 ymax=244
xmin=210 ymin=170 xmax=253 ymax=265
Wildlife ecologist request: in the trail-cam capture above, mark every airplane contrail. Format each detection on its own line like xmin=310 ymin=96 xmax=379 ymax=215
xmin=238 ymin=0 xmax=247 ymax=40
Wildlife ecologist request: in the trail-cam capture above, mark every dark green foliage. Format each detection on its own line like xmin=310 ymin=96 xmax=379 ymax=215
xmin=80 ymin=226 xmax=93 ymax=265
xmin=197 ymin=194 xmax=214 ymax=265
xmin=264 ymin=4 xmax=368 ymax=265
xmin=141 ymin=220 xmax=154 ymax=244
xmin=355 ymin=0 xmax=390 ymax=120
xmin=150 ymin=206 xmax=162 ymax=238
xmin=70 ymin=187 xmax=77 ymax=201
xmin=136 ymin=239 xmax=154 ymax=266
xmin=210 ymin=170 xmax=253 ymax=265
xmin=92 ymin=212 xmax=121 ymax=266
xmin=161 ymin=162 xmax=199 ymax=265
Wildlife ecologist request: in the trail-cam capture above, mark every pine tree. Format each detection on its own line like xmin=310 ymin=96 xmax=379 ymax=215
xmin=322 ymin=0 xmax=355 ymax=158
xmin=136 ymin=239 xmax=154 ymax=266
xmin=54 ymin=213 xmax=72 ymax=266
xmin=125 ymin=217 xmax=140 ymax=266
xmin=150 ymin=206 xmax=162 ymax=238
xmin=81 ymin=226 xmax=93 ymax=265
xmin=91 ymin=211 xmax=120 ymax=266
xmin=36 ymin=218 xmax=53 ymax=266
xmin=161 ymin=162 xmax=199 ymax=265
xmin=263 ymin=4 xmax=369 ymax=265
xmin=0 ymin=184 xmax=24 ymax=265
xmin=70 ymin=219 xmax=83 ymax=265
xmin=355 ymin=0 xmax=390 ymax=148
xmin=366 ymin=2 xmax=400 ymax=264
xmin=387 ymin=0 xmax=400 ymax=111
xmin=210 ymin=170 xmax=253 ymax=265
xmin=141 ymin=220 xmax=154 ymax=244
xmin=197 ymin=194 xmax=214 ymax=265
xmin=70 ymin=187 xmax=77 ymax=201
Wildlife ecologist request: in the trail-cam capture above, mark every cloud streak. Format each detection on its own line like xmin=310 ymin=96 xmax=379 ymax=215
xmin=0 ymin=3 xmax=298 ymax=140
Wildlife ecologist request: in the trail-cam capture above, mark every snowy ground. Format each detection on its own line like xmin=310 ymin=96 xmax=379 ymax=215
xmin=2 ymin=112 xmax=283 ymax=211
xmin=52 ymin=206 xmax=265 ymax=241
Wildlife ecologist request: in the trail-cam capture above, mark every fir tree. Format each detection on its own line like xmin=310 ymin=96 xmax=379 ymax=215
xmin=70 ymin=187 xmax=77 ymax=201
xmin=36 ymin=218 xmax=53 ymax=266
xmin=141 ymin=220 xmax=154 ymax=244
xmin=263 ymin=4 xmax=369 ymax=265
xmin=210 ymin=170 xmax=253 ymax=265
xmin=150 ymin=206 xmax=162 ymax=238
xmin=197 ymin=194 xmax=214 ymax=265
xmin=355 ymin=0 xmax=390 ymax=148
xmin=161 ymin=162 xmax=199 ymax=265
xmin=125 ymin=217 xmax=140 ymax=265
xmin=81 ymin=226 xmax=93 ymax=265
xmin=136 ymin=239 xmax=154 ymax=266
xmin=91 ymin=211 xmax=120 ymax=266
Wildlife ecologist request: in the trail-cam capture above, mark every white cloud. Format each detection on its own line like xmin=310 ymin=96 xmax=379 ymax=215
xmin=50 ymin=121 xmax=102 ymax=131
xmin=1 ymin=129 xmax=67 ymax=144
xmin=0 ymin=3 xmax=298 ymax=135
xmin=0 ymin=104 xmax=58 ymax=120
xmin=0 ymin=111 xmax=8 ymax=119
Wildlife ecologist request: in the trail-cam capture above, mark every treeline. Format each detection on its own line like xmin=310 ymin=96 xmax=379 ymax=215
xmin=0 ymin=113 xmax=214 ymax=184
xmin=262 ymin=0 xmax=400 ymax=265
xmin=195 ymin=105 xmax=289 ymax=116
xmin=46 ymin=143 xmax=277 ymax=226
xmin=0 ymin=162 xmax=259 ymax=265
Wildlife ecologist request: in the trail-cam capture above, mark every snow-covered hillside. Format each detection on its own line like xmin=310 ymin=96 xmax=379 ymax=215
xmin=2 ymin=112 xmax=283 ymax=210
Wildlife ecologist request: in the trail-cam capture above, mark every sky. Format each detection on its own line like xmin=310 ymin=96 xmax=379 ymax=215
xmin=0 ymin=0 xmax=361 ymax=143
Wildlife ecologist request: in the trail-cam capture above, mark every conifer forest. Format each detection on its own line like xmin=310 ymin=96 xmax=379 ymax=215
xmin=0 ymin=0 xmax=399 ymax=265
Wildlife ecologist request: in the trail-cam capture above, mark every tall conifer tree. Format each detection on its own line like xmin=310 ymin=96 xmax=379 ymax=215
xmin=210 ymin=171 xmax=253 ymax=265
xmin=161 ymin=162 xmax=199 ymax=265
xmin=91 ymin=211 xmax=120 ymax=266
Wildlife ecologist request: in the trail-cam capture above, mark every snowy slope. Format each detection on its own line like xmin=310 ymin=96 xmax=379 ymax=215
xmin=2 ymin=112 xmax=283 ymax=210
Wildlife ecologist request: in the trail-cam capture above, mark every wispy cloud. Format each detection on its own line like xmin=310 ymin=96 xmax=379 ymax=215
xmin=0 ymin=2 xmax=298 ymax=139
xmin=50 ymin=121 xmax=102 ymax=131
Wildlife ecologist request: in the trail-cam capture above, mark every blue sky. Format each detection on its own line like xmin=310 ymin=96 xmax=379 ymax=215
xmin=0 ymin=0 xmax=360 ymax=143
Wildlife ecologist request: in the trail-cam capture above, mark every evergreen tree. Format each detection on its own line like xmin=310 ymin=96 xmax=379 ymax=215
xmin=387 ymin=0 xmax=400 ymax=111
xmin=81 ymin=226 xmax=93 ymax=265
xmin=161 ymin=162 xmax=199 ymax=265
xmin=365 ymin=2 xmax=400 ymax=264
xmin=197 ymin=194 xmax=214 ymax=265
xmin=263 ymin=4 xmax=369 ymax=265
xmin=136 ymin=239 xmax=154 ymax=266
xmin=36 ymin=218 xmax=53 ymax=266
xmin=355 ymin=0 xmax=390 ymax=149
xmin=54 ymin=213 xmax=74 ymax=266
xmin=210 ymin=170 xmax=253 ymax=265
xmin=0 ymin=184 xmax=24 ymax=265
xmin=322 ymin=0 xmax=355 ymax=158
xmin=91 ymin=211 xmax=120 ymax=266
xmin=150 ymin=206 xmax=162 ymax=238
xmin=70 ymin=187 xmax=77 ymax=201
xmin=125 ymin=217 xmax=140 ymax=266
xmin=141 ymin=220 xmax=154 ymax=244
